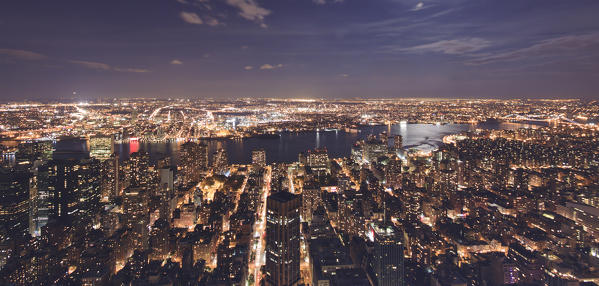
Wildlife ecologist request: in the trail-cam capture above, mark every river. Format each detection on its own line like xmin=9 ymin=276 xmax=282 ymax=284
xmin=114 ymin=121 xmax=538 ymax=165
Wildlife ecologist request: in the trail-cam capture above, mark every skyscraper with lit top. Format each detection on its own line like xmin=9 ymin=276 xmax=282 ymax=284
xmin=368 ymin=222 xmax=405 ymax=286
xmin=265 ymin=191 xmax=301 ymax=286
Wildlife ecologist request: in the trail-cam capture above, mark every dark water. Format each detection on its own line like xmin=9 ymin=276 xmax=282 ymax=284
xmin=114 ymin=121 xmax=537 ymax=165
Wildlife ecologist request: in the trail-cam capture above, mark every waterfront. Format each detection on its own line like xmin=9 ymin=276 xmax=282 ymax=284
xmin=114 ymin=121 xmax=538 ymax=164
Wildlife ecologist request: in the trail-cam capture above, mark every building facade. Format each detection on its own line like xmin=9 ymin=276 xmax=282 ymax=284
xmin=265 ymin=192 xmax=301 ymax=286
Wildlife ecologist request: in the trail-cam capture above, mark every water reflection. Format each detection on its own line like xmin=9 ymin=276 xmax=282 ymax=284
xmin=114 ymin=121 xmax=536 ymax=165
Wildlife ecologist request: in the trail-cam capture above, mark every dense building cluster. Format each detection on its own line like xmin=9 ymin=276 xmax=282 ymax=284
xmin=1 ymin=99 xmax=599 ymax=285
xmin=1 ymin=99 xmax=597 ymax=143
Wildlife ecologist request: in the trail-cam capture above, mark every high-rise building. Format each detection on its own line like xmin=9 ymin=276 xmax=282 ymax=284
xmin=48 ymin=158 xmax=101 ymax=224
xmin=337 ymin=190 xmax=365 ymax=238
xmin=307 ymin=148 xmax=328 ymax=172
xmin=265 ymin=192 xmax=301 ymax=286
xmin=385 ymin=156 xmax=402 ymax=189
xmin=368 ymin=222 xmax=405 ymax=286
xmin=302 ymin=185 xmax=321 ymax=223
xmin=29 ymin=161 xmax=51 ymax=237
xmin=394 ymin=135 xmax=403 ymax=151
xmin=380 ymin=132 xmax=388 ymax=145
xmin=89 ymin=135 xmax=113 ymax=160
xmin=363 ymin=138 xmax=387 ymax=164
xmin=149 ymin=219 xmax=170 ymax=261
xmin=213 ymin=148 xmax=228 ymax=175
xmin=252 ymin=149 xmax=266 ymax=168
xmin=297 ymin=152 xmax=306 ymax=165
xmin=100 ymin=154 xmax=119 ymax=200
xmin=122 ymin=151 xmax=155 ymax=189
xmin=123 ymin=186 xmax=149 ymax=251
xmin=158 ymin=167 xmax=175 ymax=220
xmin=197 ymin=143 xmax=208 ymax=170
xmin=0 ymin=167 xmax=31 ymax=240
xmin=179 ymin=142 xmax=208 ymax=184
xmin=270 ymin=164 xmax=289 ymax=194
xmin=52 ymin=136 xmax=90 ymax=161
xmin=15 ymin=141 xmax=52 ymax=164
xmin=351 ymin=142 xmax=364 ymax=164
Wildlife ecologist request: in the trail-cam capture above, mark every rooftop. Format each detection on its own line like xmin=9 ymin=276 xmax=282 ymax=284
xmin=268 ymin=191 xmax=299 ymax=203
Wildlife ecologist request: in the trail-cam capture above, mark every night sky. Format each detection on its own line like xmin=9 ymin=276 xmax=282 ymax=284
xmin=1 ymin=0 xmax=599 ymax=101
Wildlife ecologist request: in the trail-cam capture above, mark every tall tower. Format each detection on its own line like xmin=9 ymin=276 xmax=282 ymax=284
xmin=265 ymin=192 xmax=301 ymax=286
xmin=368 ymin=222 xmax=405 ymax=286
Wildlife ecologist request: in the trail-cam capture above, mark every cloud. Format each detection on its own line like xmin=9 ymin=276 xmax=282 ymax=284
xmin=113 ymin=67 xmax=150 ymax=73
xmin=244 ymin=65 xmax=253 ymax=70
xmin=313 ymin=0 xmax=344 ymax=4
xmin=171 ymin=59 xmax=183 ymax=65
xmin=180 ymin=11 xmax=203 ymax=24
xmin=177 ymin=0 xmax=266 ymax=27
xmin=468 ymin=33 xmax=599 ymax=65
xmin=0 ymin=49 xmax=46 ymax=60
xmin=176 ymin=0 xmax=214 ymax=13
xmin=1 ymin=51 xmax=149 ymax=73
xmin=69 ymin=60 xmax=149 ymax=73
xmin=259 ymin=63 xmax=284 ymax=70
xmin=411 ymin=2 xmax=427 ymax=11
xmin=69 ymin=60 xmax=111 ymax=70
xmin=339 ymin=73 xmax=349 ymax=78
xmin=203 ymin=15 xmax=221 ymax=26
xmin=225 ymin=0 xmax=271 ymax=26
xmin=400 ymin=38 xmax=491 ymax=55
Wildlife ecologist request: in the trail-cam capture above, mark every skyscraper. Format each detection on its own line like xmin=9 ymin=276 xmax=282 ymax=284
xmin=384 ymin=156 xmax=402 ymax=189
xmin=29 ymin=162 xmax=51 ymax=237
xmin=123 ymin=151 xmax=154 ymax=189
xmin=100 ymin=154 xmax=119 ymax=200
xmin=394 ymin=135 xmax=403 ymax=151
xmin=89 ymin=135 xmax=113 ymax=160
xmin=363 ymin=137 xmax=387 ymax=164
xmin=213 ymin=148 xmax=228 ymax=175
xmin=158 ymin=167 xmax=175 ymax=220
xmin=49 ymin=158 xmax=101 ymax=224
xmin=251 ymin=149 xmax=266 ymax=168
xmin=0 ymin=167 xmax=30 ymax=240
xmin=307 ymin=148 xmax=328 ymax=172
xmin=368 ymin=222 xmax=405 ymax=286
xmin=123 ymin=186 xmax=149 ymax=251
xmin=197 ymin=142 xmax=209 ymax=170
xmin=301 ymin=185 xmax=321 ymax=223
xmin=179 ymin=141 xmax=208 ymax=184
xmin=265 ymin=192 xmax=301 ymax=286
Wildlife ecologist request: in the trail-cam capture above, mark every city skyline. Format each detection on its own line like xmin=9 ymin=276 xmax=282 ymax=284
xmin=1 ymin=98 xmax=599 ymax=285
xmin=2 ymin=0 xmax=599 ymax=100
